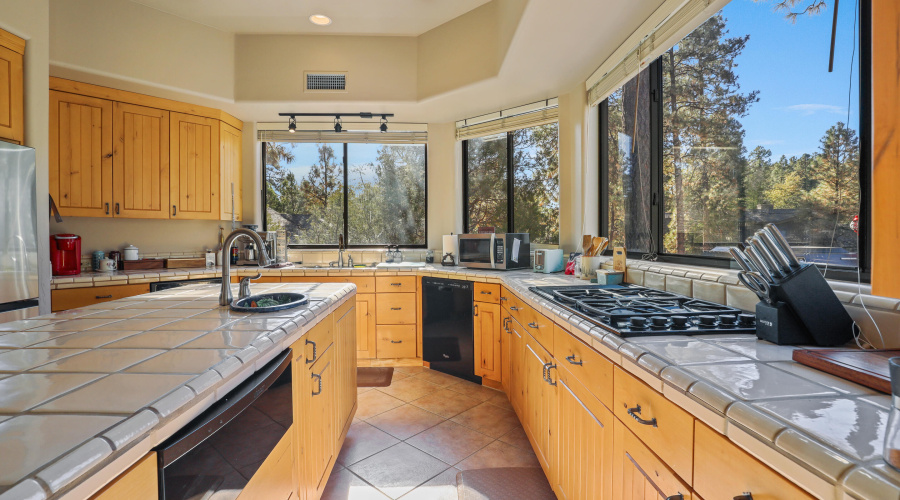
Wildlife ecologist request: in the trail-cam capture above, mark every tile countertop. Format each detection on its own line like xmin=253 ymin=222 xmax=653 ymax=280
xmin=27 ymin=265 xmax=900 ymax=499
xmin=0 ymin=281 xmax=356 ymax=500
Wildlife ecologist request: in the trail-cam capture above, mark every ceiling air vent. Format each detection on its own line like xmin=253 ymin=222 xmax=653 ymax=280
xmin=305 ymin=72 xmax=347 ymax=93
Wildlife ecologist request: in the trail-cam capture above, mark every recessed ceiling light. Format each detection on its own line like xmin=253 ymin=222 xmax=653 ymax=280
xmin=309 ymin=14 xmax=332 ymax=26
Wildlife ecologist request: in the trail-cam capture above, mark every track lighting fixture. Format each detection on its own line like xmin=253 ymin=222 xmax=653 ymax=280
xmin=278 ymin=112 xmax=394 ymax=134
xmin=380 ymin=115 xmax=388 ymax=133
xmin=334 ymin=116 xmax=343 ymax=133
xmin=288 ymin=116 xmax=296 ymax=133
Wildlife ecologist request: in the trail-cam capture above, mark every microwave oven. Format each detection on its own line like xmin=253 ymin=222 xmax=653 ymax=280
xmin=458 ymin=233 xmax=530 ymax=270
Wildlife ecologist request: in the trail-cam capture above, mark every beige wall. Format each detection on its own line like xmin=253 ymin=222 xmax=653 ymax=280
xmin=425 ymin=122 xmax=463 ymax=249
xmin=235 ymin=35 xmax=417 ymax=102
xmin=49 ymin=0 xmax=235 ymax=102
xmin=52 ymin=218 xmax=223 ymax=256
xmin=2 ymin=0 xmax=51 ymax=313
xmin=558 ymin=88 xmax=594 ymax=253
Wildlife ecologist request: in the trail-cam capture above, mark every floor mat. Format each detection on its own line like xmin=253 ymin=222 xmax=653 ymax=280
xmin=457 ymin=467 xmax=555 ymax=500
xmin=357 ymin=367 xmax=394 ymax=387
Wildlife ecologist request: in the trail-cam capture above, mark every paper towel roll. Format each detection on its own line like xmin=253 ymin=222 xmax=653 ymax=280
xmin=442 ymin=235 xmax=457 ymax=260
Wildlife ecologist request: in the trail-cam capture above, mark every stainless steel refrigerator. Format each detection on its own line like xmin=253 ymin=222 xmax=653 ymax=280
xmin=0 ymin=142 xmax=38 ymax=323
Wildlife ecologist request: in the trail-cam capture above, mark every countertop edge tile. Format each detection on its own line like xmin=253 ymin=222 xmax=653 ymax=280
xmin=775 ymin=428 xmax=857 ymax=482
xmin=0 ymin=479 xmax=46 ymax=500
xmin=36 ymin=438 xmax=112 ymax=493
xmin=102 ymin=410 xmax=159 ymax=450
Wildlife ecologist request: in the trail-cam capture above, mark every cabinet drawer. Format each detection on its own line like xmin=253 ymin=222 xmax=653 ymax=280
xmin=376 ymin=276 xmax=416 ymax=293
xmin=474 ymin=283 xmax=500 ymax=304
xmin=51 ymin=284 xmax=150 ymax=312
xmin=303 ymin=317 xmax=334 ymax=367
xmin=282 ymin=276 xmax=376 ymax=293
xmin=376 ymin=293 xmax=416 ymax=325
xmin=613 ymin=366 xmax=694 ymax=484
xmin=613 ymin=420 xmax=692 ymax=500
xmin=694 ymin=422 xmax=813 ymax=500
xmin=554 ymin=324 xmax=614 ymax=409
xmin=376 ymin=325 xmax=416 ymax=358
xmin=522 ymin=307 xmax=553 ymax=355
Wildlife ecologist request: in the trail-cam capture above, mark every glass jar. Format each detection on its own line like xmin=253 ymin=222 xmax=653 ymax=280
xmin=884 ymin=357 xmax=900 ymax=471
xmin=425 ymin=250 xmax=434 ymax=263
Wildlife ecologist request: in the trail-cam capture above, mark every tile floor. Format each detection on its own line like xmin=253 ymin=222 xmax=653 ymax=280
xmin=324 ymin=366 xmax=541 ymax=500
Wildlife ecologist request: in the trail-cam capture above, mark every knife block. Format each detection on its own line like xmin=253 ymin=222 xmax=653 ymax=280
xmin=764 ymin=264 xmax=853 ymax=346
xmin=755 ymin=301 xmax=814 ymax=345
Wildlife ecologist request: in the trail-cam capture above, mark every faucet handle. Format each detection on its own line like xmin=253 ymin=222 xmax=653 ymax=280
xmin=238 ymin=273 xmax=261 ymax=300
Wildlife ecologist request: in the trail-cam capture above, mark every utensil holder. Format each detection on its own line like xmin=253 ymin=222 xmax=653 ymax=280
xmin=755 ymin=301 xmax=813 ymax=345
xmin=765 ymin=263 xmax=853 ymax=346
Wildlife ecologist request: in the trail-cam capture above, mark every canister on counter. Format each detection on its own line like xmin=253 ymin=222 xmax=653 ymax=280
xmin=91 ymin=250 xmax=105 ymax=271
xmin=108 ymin=251 xmax=121 ymax=270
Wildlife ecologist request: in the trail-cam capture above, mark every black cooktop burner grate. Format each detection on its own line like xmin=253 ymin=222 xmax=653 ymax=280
xmin=530 ymin=284 xmax=755 ymax=337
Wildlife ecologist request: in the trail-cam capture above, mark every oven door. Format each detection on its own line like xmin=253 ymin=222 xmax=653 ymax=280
xmin=155 ymin=349 xmax=292 ymax=500
xmin=458 ymin=234 xmax=495 ymax=269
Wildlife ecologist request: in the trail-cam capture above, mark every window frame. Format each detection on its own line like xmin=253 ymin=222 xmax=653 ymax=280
xmin=462 ymin=125 xmax=560 ymax=243
xmin=261 ymin=141 xmax=429 ymax=249
xmin=599 ymin=0 xmax=872 ymax=282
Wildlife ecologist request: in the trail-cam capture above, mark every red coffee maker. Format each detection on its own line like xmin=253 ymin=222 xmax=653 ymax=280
xmin=50 ymin=234 xmax=82 ymax=276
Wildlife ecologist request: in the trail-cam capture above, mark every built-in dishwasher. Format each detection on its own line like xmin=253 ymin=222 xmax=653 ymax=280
xmin=155 ymin=349 xmax=292 ymax=499
xmin=422 ymin=277 xmax=479 ymax=383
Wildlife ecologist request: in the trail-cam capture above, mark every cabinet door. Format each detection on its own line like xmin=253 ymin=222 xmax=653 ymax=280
xmin=334 ymin=300 xmax=358 ymax=439
xmin=613 ymin=419 xmax=692 ymax=500
xmin=501 ymin=311 xmax=511 ymax=394
xmin=170 ymin=112 xmax=220 ymax=219
xmin=90 ymin=452 xmax=157 ymax=500
xmin=113 ymin=102 xmax=169 ymax=219
xmin=290 ymin=341 xmax=307 ymax=500
xmin=0 ymin=35 xmax=24 ymax=144
xmin=50 ymin=91 xmax=113 ymax=217
xmin=473 ymin=301 xmax=501 ymax=381
xmin=304 ymin=345 xmax=335 ymax=499
xmin=220 ymin=121 xmax=242 ymax=221
xmin=524 ymin=334 xmax=556 ymax=477
xmin=356 ymin=294 xmax=376 ymax=359
xmin=555 ymin=366 xmax=614 ymax=500
xmin=509 ymin=318 xmax=525 ymax=415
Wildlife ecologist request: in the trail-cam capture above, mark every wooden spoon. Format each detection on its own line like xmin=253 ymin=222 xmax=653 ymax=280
xmin=595 ymin=238 xmax=609 ymax=256
xmin=582 ymin=235 xmax=592 ymax=255
xmin=591 ymin=237 xmax=606 ymax=256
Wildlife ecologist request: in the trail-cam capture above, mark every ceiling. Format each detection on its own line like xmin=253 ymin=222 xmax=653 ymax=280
xmin=128 ymin=0 xmax=492 ymax=35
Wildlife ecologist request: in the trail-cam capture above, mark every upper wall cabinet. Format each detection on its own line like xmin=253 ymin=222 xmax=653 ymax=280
xmin=49 ymin=78 xmax=243 ymax=221
xmin=0 ymin=30 xmax=24 ymax=145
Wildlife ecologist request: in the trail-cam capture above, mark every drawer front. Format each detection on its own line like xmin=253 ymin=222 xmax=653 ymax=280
xmin=554 ymin=324 xmax=614 ymax=410
xmin=522 ymin=306 xmax=553 ymax=355
xmin=474 ymin=283 xmax=500 ymax=304
xmin=376 ymin=325 xmax=417 ymax=358
xmin=375 ymin=276 xmax=416 ymax=293
xmin=613 ymin=366 xmax=694 ymax=484
xmin=51 ymin=284 xmax=150 ymax=312
xmin=304 ymin=317 xmax=334 ymax=367
xmin=613 ymin=419 xmax=692 ymax=500
xmin=694 ymin=422 xmax=813 ymax=500
xmin=282 ymin=276 xmax=376 ymax=293
xmin=376 ymin=293 xmax=416 ymax=325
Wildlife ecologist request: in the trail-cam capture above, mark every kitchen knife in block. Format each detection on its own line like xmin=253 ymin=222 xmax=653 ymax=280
xmin=767 ymin=264 xmax=853 ymax=346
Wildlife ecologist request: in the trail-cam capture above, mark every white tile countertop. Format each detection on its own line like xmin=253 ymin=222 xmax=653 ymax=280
xmin=0 ymin=281 xmax=356 ymax=500
xmin=17 ymin=264 xmax=900 ymax=499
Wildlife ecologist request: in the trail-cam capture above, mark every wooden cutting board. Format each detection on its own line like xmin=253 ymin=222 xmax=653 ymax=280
xmin=121 ymin=259 xmax=165 ymax=271
xmin=164 ymin=257 xmax=206 ymax=269
xmin=792 ymin=349 xmax=900 ymax=394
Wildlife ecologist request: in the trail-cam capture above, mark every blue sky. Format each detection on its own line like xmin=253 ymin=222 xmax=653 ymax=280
xmin=723 ymin=0 xmax=860 ymax=159
xmin=277 ymin=142 xmax=382 ymax=183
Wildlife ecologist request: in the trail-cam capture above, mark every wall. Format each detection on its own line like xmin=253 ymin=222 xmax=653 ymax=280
xmin=425 ymin=122 xmax=463 ymax=250
xmin=52 ymin=218 xmax=223 ymax=256
xmin=49 ymin=0 xmax=234 ymax=103
xmin=557 ymin=87 xmax=594 ymax=253
xmin=2 ymin=0 xmax=51 ymax=313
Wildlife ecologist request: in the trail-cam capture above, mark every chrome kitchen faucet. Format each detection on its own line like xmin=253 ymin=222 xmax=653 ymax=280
xmin=220 ymin=228 xmax=272 ymax=306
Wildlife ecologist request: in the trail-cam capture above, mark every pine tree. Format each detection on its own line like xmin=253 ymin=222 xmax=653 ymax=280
xmin=300 ymin=144 xmax=342 ymax=210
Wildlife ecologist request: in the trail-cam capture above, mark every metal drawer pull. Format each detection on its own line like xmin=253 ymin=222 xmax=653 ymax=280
xmin=627 ymin=405 xmax=657 ymax=427
xmin=565 ymin=354 xmax=582 ymax=366
xmin=105 ymin=203 xmax=110 ymax=215
xmin=391 ymin=307 xmax=402 ymax=311
xmin=665 ymin=496 xmax=684 ymax=500
xmin=390 ymin=340 xmax=402 ymax=344
xmin=510 ymin=306 xmax=519 ymax=311
xmin=95 ymin=295 xmax=113 ymax=299
xmin=528 ymin=322 xmax=538 ymax=328
xmin=733 ymin=494 xmax=753 ymax=500
xmin=390 ymin=282 xmax=402 ymax=286
xmin=474 ymin=304 xmax=479 ymax=316
xmin=311 ymin=373 xmax=322 ymax=396
xmin=116 ymin=203 xmax=120 ymax=214
xmin=542 ymin=362 xmax=549 ymax=382
xmin=305 ymin=339 xmax=317 ymax=364
xmin=481 ymin=290 xmax=492 ymax=295
xmin=500 ymin=296 xmax=508 ymax=301
xmin=545 ymin=364 xmax=557 ymax=386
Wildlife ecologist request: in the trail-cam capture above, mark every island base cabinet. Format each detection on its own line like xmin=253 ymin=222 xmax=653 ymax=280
xmin=613 ymin=419 xmax=693 ymax=500
xmin=89 ymin=452 xmax=157 ymax=500
xmin=238 ymin=430 xmax=294 ymax=500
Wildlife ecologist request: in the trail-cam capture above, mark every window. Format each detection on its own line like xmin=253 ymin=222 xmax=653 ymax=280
xmin=264 ymin=142 xmax=427 ymax=247
xmin=464 ymin=123 xmax=560 ymax=244
xmin=602 ymin=0 xmax=869 ymax=275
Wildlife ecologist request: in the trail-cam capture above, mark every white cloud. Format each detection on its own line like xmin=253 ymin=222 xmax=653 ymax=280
xmin=784 ymin=104 xmax=845 ymax=116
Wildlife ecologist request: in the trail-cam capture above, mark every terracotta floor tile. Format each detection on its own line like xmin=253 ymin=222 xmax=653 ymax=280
xmin=395 ymin=366 xmax=427 ymax=375
xmin=337 ymin=421 xmax=401 ymax=467
xmin=377 ymin=377 xmax=441 ymax=403
xmin=391 ymin=371 xmax=411 ymax=381
xmin=443 ymin=380 xmax=500 ymax=402
xmin=406 ymin=421 xmax=494 ymax=465
xmin=484 ymin=391 xmax=514 ymax=412
xmin=409 ymin=389 xmax=482 ymax=419
xmin=498 ymin=425 xmax=531 ymax=451
xmin=450 ymin=403 xmax=519 ymax=438
xmin=413 ymin=370 xmax=460 ymax=387
xmin=366 ymin=405 xmax=444 ymax=440
xmin=356 ymin=390 xmax=406 ymax=420
xmin=349 ymin=443 xmax=450 ymax=499
xmin=398 ymin=467 xmax=460 ymax=500
xmin=322 ymin=468 xmax=389 ymax=500
xmin=455 ymin=440 xmax=540 ymax=471
xmin=358 ymin=387 xmax=374 ymax=395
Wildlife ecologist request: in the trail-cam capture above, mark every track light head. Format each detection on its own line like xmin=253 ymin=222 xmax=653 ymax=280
xmin=288 ymin=116 xmax=296 ymax=133
xmin=380 ymin=115 xmax=388 ymax=133
xmin=334 ymin=116 xmax=343 ymax=133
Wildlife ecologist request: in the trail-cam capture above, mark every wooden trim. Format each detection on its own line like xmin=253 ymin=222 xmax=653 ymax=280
xmin=872 ymin=0 xmax=900 ymax=299
xmin=89 ymin=452 xmax=156 ymax=500
xmin=50 ymin=77 xmax=243 ymax=130
xmin=0 ymin=29 xmax=25 ymax=55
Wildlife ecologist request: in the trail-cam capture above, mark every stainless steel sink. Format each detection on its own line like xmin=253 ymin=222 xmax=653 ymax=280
xmin=230 ymin=292 xmax=309 ymax=313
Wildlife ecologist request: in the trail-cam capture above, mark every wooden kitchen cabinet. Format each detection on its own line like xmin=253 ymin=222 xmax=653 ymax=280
xmin=304 ymin=344 xmax=335 ymax=500
xmin=334 ymin=299 xmax=358 ymax=440
xmin=112 ymin=102 xmax=170 ymax=219
xmin=376 ymin=325 xmax=416 ymax=358
xmin=613 ymin=419 xmax=692 ymax=500
xmin=238 ymin=430 xmax=294 ymax=500
xmin=501 ymin=311 xmax=512 ymax=394
xmin=523 ymin=332 xmax=557 ymax=479
xmin=473 ymin=300 xmax=501 ymax=382
xmin=554 ymin=324 xmax=614 ymax=410
xmin=49 ymin=91 xmax=114 ymax=217
xmin=508 ymin=315 xmax=526 ymax=415
xmin=170 ymin=112 xmax=220 ymax=220
xmin=51 ymin=283 xmax=151 ymax=312
xmin=375 ymin=293 xmax=416 ymax=325
xmin=89 ymin=452 xmax=157 ymax=500
xmin=356 ymin=294 xmax=376 ymax=359
xmin=0 ymin=29 xmax=24 ymax=145
xmin=220 ymin=121 xmax=243 ymax=221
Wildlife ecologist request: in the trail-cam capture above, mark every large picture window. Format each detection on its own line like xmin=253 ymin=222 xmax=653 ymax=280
xmin=463 ymin=123 xmax=560 ymax=245
xmin=264 ymin=142 xmax=426 ymax=247
xmin=602 ymin=0 xmax=869 ymax=276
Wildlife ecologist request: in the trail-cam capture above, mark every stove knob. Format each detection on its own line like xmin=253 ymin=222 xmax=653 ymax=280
xmin=671 ymin=315 xmax=689 ymax=328
xmin=651 ymin=316 xmax=668 ymax=327
xmin=738 ymin=314 xmax=756 ymax=326
xmin=719 ymin=315 xmax=737 ymax=325
xmin=630 ymin=317 xmax=648 ymax=328
xmin=698 ymin=315 xmax=717 ymax=326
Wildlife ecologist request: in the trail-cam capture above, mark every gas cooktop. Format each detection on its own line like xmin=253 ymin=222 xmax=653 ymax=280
xmin=529 ymin=284 xmax=756 ymax=337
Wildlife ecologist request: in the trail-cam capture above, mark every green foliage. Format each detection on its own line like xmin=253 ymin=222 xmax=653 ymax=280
xmin=513 ymin=124 xmax=560 ymax=245
xmin=466 ymin=134 xmax=509 ymax=233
